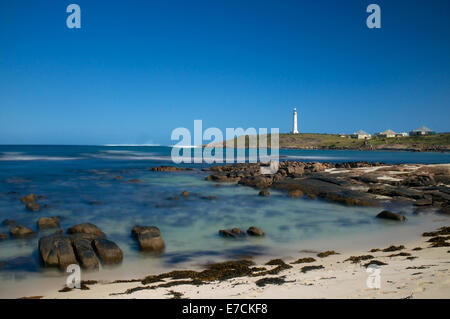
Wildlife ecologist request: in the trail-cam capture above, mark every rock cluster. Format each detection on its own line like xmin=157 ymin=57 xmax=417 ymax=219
xmin=204 ymin=161 xmax=450 ymax=214
xmin=39 ymin=223 xmax=122 ymax=270
xmin=219 ymin=226 xmax=265 ymax=238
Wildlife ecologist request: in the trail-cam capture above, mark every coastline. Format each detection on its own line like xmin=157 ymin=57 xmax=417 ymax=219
xmin=36 ymin=224 xmax=450 ymax=299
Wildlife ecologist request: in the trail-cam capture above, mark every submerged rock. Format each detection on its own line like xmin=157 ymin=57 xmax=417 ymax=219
xmin=246 ymin=226 xmax=265 ymax=237
xmin=258 ymin=190 xmax=270 ymax=197
xmin=131 ymin=226 xmax=165 ymax=252
xmin=72 ymin=238 xmax=99 ymax=270
xmin=92 ymin=239 xmax=123 ymax=265
xmin=37 ymin=217 xmax=60 ymax=229
xmin=376 ymin=210 xmax=406 ymax=222
xmin=67 ymin=223 xmax=105 ymax=237
xmin=219 ymin=228 xmax=245 ymax=238
xmin=39 ymin=234 xmax=78 ymax=270
xmin=10 ymin=225 xmax=35 ymax=238
xmin=21 ymin=193 xmax=38 ymax=204
xmin=288 ymin=189 xmax=303 ymax=198
xmin=26 ymin=202 xmax=42 ymax=212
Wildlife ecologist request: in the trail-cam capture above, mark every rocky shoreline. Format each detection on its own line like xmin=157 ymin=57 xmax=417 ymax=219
xmin=1 ymin=161 xmax=449 ymax=298
xmin=203 ymin=161 xmax=450 ymax=216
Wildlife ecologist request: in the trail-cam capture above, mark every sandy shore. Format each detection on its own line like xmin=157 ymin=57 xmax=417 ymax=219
xmin=39 ymin=227 xmax=450 ymax=299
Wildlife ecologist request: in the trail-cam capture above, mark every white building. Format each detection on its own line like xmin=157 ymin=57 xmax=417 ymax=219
xmin=351 ymin=130 xmax=371 ymax=139
xmin=375 ymin=129 xmax=396 ymax=138
xmin=292 ymin=108 xmax=299 ymax=134
xmin=409 ymin=126 xmax=435 ymax=136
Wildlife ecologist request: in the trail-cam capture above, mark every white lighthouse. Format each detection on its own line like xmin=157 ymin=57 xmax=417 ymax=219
xmin=292 ymin=107 xmax=299 ymax=134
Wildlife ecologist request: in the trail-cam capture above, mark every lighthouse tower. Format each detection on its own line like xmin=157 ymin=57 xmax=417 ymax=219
xmin=292 ymin=108 xmax=299 ymax=134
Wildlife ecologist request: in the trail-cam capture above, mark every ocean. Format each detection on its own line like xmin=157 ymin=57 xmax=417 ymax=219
xmin=0 ymin=145 xmax=449 ymax=297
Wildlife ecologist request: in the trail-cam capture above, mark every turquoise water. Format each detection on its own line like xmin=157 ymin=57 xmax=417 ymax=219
xmin=0 ymin=146 xmax=449 ymax=297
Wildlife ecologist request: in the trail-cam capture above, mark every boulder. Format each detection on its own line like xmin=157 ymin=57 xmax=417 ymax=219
xmin=376 ymin=210 xmax=406 ymax=222
xmin=181 ymin=190 xmax=189 ymax=197
xmin=312 ymin=162 xmax=325 ymax=172
xmin=219 ymin=228 xmax=245 ymax=238
xmin=21 ymin=193 xmax=38 ymax=204
xmin=39 ymin=235 xmax=78 ymax=270
xmin=288 ymin=189 xmax=303 ymax=198
xmin=92 ymin=239 xmax=123 ymax=265
xmin=26 ymin=202 xmax=42 ymax=212
xmin=10 ymin=225 xmax=35 ymax=238
xmin=67 ymin=223 xmax=105 ymax=237
xmin=258 ymin=190 xmax=270 ymax=197
xmin=72 ymin=238 xmax=99 ymax=270
xmin=131 ymin=226 xmax=165 ymax=252
xmin=0 ymin=233 xmax=8 ymax=240
xmin=247 ymin=226 xmax=265 ymax=237
xmin=37 ymin=217 xmax=60 ymax=229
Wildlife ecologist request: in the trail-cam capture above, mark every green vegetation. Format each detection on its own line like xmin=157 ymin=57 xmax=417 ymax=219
xmin=217 ymin=133 xmax=450 ymax=151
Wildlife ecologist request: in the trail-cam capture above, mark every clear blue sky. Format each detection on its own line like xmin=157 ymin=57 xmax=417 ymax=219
xmin=1 ymin=0 xmax=449 ymax=145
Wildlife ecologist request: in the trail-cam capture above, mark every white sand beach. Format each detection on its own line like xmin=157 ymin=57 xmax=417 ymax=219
xmin=39 ymin=229 xmax=450 ymax=299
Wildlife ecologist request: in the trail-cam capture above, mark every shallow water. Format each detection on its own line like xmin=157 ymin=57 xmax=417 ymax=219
xmin=0 ymin=146 xmax=449 ymax=298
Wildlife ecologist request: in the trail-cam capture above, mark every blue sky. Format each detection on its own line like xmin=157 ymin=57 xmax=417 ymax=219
xmin=0 ymin=0 xmax=449 ymax=145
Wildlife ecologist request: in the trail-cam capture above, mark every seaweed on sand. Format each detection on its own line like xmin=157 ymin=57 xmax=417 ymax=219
xmin=317 ymin=251 xmax=339 ymax=258
xmin=344 ymin=255 xmax=374 ymax=264
xmin=255 ymin=276 xmax=290 ymax=287
xmin=382 ymin=245 xmax=405 ymax=252
xmin=300 ymin=265 xmax=324 ymax=273
xmin=291 ymin=257 xmax=316 ymax=264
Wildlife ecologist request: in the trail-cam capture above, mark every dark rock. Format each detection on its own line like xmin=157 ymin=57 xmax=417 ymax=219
xmin=258 ymin=190 xmax=270 ymax=197
xmin=219 ymin=228 xmax=245 ymax=238
xmin=423 ymin=227 xmax=450 ymax=237
xmin=0 ymin=233 xmax=8 ymax=240
xmin=247 ymin=226 xmax=265 ymax=237
xmin=21 ymin=193 xmax=37 ymax=204
xmin=26 ymin=202 xmax=42 ymax=212
xmin=131 ymin=226 xmax=165 ymax=252
xmin=92 ymin=239 xmax=123 ymax=264
xmin=39 ymin=234 xmax=78 ymax=270
xmin=150 ymin=166 xmax=190 ymax=172
xmin=376 ymin=210 xmax=406 ymax=222
xmin=402 ymin=174 xmax=435 ymax=187
xmin=37 ymin=217 xmax=60 ymax=230
xmin=67 ymin=223 xmax=105 ymax=237
xmin=288 ymin=189 xmax=303 ymax=198
xmin=219 ymin=229 xmax=238 ymax=238
xmin=2 ymin=219 xmax=17 ymax=226
xmin=10 ymin=225 xmax=35 ymax=238
xmin=72 ymin=238 xmax=99 ymax=270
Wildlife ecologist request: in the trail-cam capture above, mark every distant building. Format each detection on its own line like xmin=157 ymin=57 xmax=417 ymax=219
xmin=351 ymin=130 xmax=371 ymax=139
xmin=409 ymin=126 xmax=436 ymax=136
xmin=292 ymin=108 xmax=299 ymax=134
xmin=395 ymin=132 xmax=408 ymax=137
xmin=375 ymin=129 xmax=396 ymax=138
